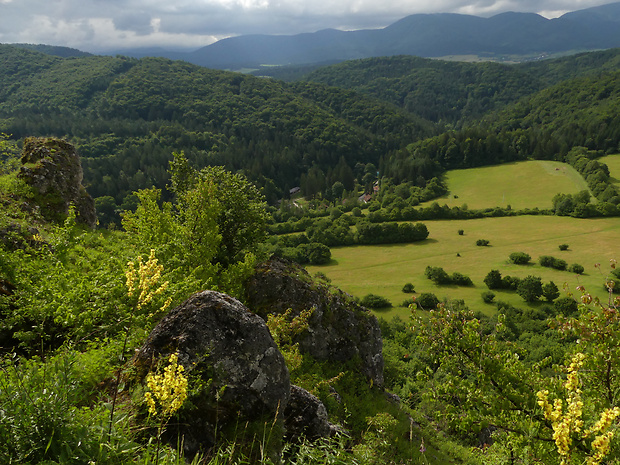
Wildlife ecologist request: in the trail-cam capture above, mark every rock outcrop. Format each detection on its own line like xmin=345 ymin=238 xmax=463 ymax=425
xmin=284 ymin=385 xmax=333 ymax=442
xmin=245 ymin=258 xmax=384 ymax=387
xmin=18 ymin=137 xmax=96 ymax=228
xmin=132 ymin=291 xmax=291 ymax=453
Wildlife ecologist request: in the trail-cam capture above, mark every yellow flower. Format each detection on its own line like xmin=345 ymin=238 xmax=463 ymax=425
xmin=143 ymin=353 xmax=188 ymax=418
xmin=125 ymin=249 xmax=170 ymax=312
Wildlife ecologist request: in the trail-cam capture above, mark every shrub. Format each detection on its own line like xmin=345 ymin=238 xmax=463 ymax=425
xmin=568 ymin=263 xmax=585 ymax=274
xmin=416 ymin=293 xmax=440 ymax=310
xmin=306 ymin=242 xmax=331 ymax=265
xmin=539 ymin=255 xmax=567 ymax=270
xmin=424 ymin=266 xmax=452 ymax=285
xmin=458 ymin=229 xmax=464 ymax=236
xmin=402 ymin=283 xmax=415 ymax=293
xmin=314 ymin=272 xmax=331 ymax=283
xmin=554 ymin=296 xmax=579 ymax=316
xmin=400 ymin=298 xmax=416 ymax=307
xmin=516 ymin=275 xmax=543 ymax=302
xmin=360 ymin=294 xmax=392 ymax=309
xmin=551 ymin=258 xmax=567 ymax=271
xmin=476 ymin=239 xmax=490 ymax=246
xmin=482 ymin=291 xmax=496 ymax=303
xmin=558 ymin=244 xmax=569 ymax=251
xmin=542 ymin=281 xmax=560 ymax=302
xmin=484 ymin=269 xmax=503 ymax=289
xmin=502 ymin=275 xmax=522 ymax=290
xmin=509 ymin=252 xmax=531 ymax=265
xmin=451 ymin=272 xmax=473 ymax=286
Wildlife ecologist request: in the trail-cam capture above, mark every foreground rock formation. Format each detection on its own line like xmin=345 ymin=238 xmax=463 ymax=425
xmin=132 ymin=261 xmax=385 ymax=456
xmin=18 ymin=137 xmax=96 ymax=228
xmin=245 ymin=258 xmax=384 ymax=387
xmin=133 ymin=291 xmax=290 ymax=453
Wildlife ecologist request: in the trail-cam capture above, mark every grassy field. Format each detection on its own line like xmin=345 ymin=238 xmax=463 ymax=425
xmin=600 ymin=153 xmax=620 ymax=185
xmin=422 ymin=160 xmax=589 ymax=210
xmin=307 ymin=215 xmax=620 ymax=320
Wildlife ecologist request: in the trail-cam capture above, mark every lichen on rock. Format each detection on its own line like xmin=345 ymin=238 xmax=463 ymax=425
xmin=17 ymin=137 xmax=96 ymax=228
xmin=245 ymin=258 xmax=384 ymax=387
xmin=132 ymin=290 xmax=291 ymax=454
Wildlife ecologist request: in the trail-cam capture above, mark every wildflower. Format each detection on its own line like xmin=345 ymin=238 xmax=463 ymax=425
xmin=144 ymin=353 xmax=188 ymax=418
xmin=125 ymin=249 xmax=170 ymax=312
xmin=538 ymin=354 xmax=619 ymax=465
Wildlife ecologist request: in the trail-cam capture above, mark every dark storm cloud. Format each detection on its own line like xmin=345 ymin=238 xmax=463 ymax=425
xmin=0 ymin=0 xmax=615 ymax=51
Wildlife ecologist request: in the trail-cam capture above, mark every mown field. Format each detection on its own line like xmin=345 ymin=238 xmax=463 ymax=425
xmin=308 ymin=158 xmax=620 ymax=320
xmin=601 ymin=154 xmax=620 ymax=184
xmin=307 ymin=216 xmax=620 ymax=319
xmin=422 ymin=160 xmax=589 ymax=210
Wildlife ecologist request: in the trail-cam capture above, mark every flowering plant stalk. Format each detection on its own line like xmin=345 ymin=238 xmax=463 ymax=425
xmin=537 ymin=352 xmax=620 ymax=465
xmin=143 ymin=353 xmax=188 ymax=465
xmin=108 ymin=250 xmax=171 ymax=440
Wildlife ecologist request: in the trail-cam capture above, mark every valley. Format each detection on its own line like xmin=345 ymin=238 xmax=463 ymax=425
xmin=2 ymin=40 xmax=620 ymax=465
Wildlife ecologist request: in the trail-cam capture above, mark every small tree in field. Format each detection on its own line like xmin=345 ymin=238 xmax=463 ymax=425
xmin=484 ymin=269 xmax=503 ymax=289
xmin=416 ymin=293 xmax=440 ymax=310
xmin=542 ymin=281 xmax=560 ymax=302
xmin=516 ymin=275 xmax=543 ymax=302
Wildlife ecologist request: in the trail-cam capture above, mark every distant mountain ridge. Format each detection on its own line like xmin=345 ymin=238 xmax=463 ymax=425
xmin=101 ymin=2 xmax=620 ymax=69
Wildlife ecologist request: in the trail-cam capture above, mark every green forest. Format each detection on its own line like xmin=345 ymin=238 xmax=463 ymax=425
xmin=2 ymin=44 xmax=620 ymax=464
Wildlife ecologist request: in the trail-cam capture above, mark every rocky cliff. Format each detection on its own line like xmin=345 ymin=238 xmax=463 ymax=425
xmin=18 ymin=137 xmax=96 ymax=228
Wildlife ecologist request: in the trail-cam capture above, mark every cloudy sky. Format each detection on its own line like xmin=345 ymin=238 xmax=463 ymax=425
xmin=0 ymin=0 xmax=615 ymax=52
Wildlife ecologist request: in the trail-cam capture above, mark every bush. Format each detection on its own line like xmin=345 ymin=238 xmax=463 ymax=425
xmin=509 ymin=252 xmax=531 ymax=265
xmin=424 ymin=266 xmax=452 ymax=285
xmin=306 ymin=242 xmax=332 ymax=265
xmin=416 ymin=293 xmax=440 ymax=310
xmin=360 ymin=294 xmax=392 ymax=309
xmin=551 ymin=258 xmax=567 ymax=271
xmin=476 ymin=239 xmax=490 ymax=246
xmin=402 ymin=283 xmax=415 ymax=293
xmin=314 ymin=272 xmax=331 ymax=283
xmin=451 ymin=272 xmax=473 ymax=286
xmin=558 ymin=244 xmax=569 ymax=251
xmin=458 ymin=229 xmax=464 ymax=235
xmin=400 ymin=298 xmax=416 ymax=307
xmin=568 ymin=263 xmax=585 ymax=274
xmin=539 ymin=255 xmax=567 ymax=270
xmin=542 ymin=281 xmax=560 ymax=302
xmin=554 ymin=296 xmax=579 ymax=316
xmin=484 ymin=269 xmax=503 ymax=289
xmin=502 ymin=275 xmax=522 ymax=290
xmin=425 ymin=266 xmax=472 ymax=286
xmin=481 ymin=291 xmax=496 ymax=303
xmin=516 ymin=275 xmax=543 ymax=302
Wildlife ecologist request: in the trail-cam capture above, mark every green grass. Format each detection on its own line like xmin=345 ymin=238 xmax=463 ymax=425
xmin=307 ymin=216 xmax=620 ymax=320
xmin=600 ymin=153 xmax=620 ymax=185
xmin=423 ymin=160 xmax=589 ymax=210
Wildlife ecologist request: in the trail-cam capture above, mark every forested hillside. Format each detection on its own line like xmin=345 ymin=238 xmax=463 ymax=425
xmin=0 ymin=45 xmax=433 ymax=207
xmin=2 ymin=44 xmax=620 ymax=218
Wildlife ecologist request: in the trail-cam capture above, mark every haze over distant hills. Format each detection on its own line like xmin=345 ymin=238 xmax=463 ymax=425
xmin=96 ymin=1 xmax=620 ymax=70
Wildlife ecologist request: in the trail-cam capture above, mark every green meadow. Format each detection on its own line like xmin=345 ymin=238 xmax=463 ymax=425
xmin=307 ymin=216 xmax=620 ymax=320
xmin=421 ymin=160 xmax=589 ymax=210
xmin=308 ymin=159 xmax=620 ymax=320
xmin=600 ymin=153 xmax=620 ymax=185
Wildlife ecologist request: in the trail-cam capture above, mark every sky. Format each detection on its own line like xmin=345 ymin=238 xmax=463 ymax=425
xmin=0 ymin=0 xmax=616 ymax=53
